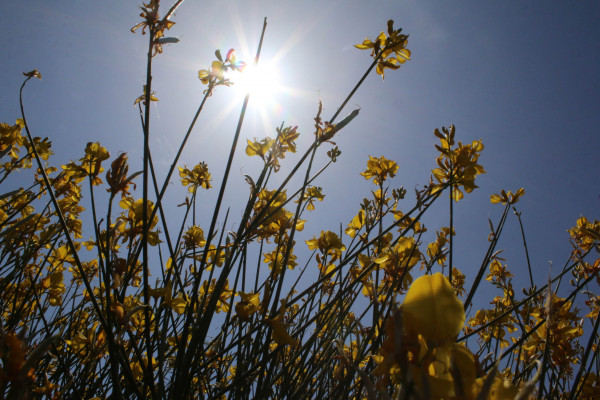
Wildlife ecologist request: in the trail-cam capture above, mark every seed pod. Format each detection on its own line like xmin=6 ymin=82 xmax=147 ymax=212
xmin=318 ymin=108 xmax=360 ymax=143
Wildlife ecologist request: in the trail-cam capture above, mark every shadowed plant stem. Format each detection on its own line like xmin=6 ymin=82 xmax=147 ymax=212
xmin=140 ymin=21 xmax=159 ymax=400
xmin=171 ymin=18 xmax=269 ymax=400
xmin=449 ymin=169 xmax=454 ymax=281
xmin=20 ymin=76 xmax=143 ymax=398
xmin=569 ymin=307 xmax=600 ymax=400
xmin=514 ymin=207 xmax=534 ymax=287
xmin=463 ymin=202 xmax=511 ymax=311
xmin=129 ymin=86 xmax=213 ymax=277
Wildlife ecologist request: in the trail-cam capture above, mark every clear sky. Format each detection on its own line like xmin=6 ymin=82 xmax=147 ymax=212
xmin=1 ymin=1 xmax=599 ymax=304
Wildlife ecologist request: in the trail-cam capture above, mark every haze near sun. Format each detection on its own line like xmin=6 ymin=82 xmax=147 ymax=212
xmin=232 ymin=62 xmax=282 ymax=106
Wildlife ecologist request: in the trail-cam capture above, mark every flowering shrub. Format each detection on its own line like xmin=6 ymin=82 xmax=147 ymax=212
xmin=0 ymin=2 xmax=599 ymax=399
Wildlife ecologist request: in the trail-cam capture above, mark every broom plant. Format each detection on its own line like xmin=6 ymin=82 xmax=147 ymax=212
xmin=0 ymin=1 xmax=599 ymax=399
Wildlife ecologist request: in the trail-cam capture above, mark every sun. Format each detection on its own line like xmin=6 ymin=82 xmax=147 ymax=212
xmin=231 ymin=62 xmax=282 ymax=104
xmin=206 ymin=57 xmax=289 ymax=137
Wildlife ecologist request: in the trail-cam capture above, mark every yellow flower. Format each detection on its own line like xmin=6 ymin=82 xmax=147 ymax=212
xmin=263 ymin=245 xmax=297 ymax=275
xmin=198 ymin=279 xmax=232 ymax=313
xmin=130 ymin=355 xmax=158 ymax=381
xmin=178 ymin=162 xmax=212 ymax=192
xmin=182 ymin=225 xmax=206 ymax=249
xmin=65 ymin=321 xmax=106 ymax=354
xmin=197 ymin=50 xmax=245 ymax=90
xmin=134 ymin=84 xmax=159 ymax=106
xmin=105 ymin=152 xmax=138 ymax=196
xmin=297 ymin=186 xmax=324 ymax=211
xmin=403 ymin=273 xmax=465 ymax=345
xmin=345 ymin=209 xmax=366 ymax=238
xmin=246 ymin=137 xmax=275 ymax=159
xmin=306 ymin=231 xmax=345 ymax=263
xmin=0 ymin=119 xmax=25 ymax=160
xmin=83 ymin=142 xmax=110 ymax=176
xmin=117 ymin=197 xmax=161 ymax=245
xmin=431 ymin=125 xmax=486 ymax=201
xmin=235 ymin=292 xmax=260 ymax=320
xmin=267 ymin=301 xmax=298 ymax=347
xmin=360 ymin=155 xmax=399 ymax=185
xmin=472 ymin=374 xmax=519 ymax=400
xmin=355 ymin=20 xmax=410 ymax=79
xmin=149 ymin=282 xmax=188 ymax=314
xmin=490 ymin=188 xmax=525 ymax=205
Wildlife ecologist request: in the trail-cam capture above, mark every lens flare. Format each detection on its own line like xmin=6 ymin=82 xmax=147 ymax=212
xmin=232 ymin=62 xmax=282 ymax=103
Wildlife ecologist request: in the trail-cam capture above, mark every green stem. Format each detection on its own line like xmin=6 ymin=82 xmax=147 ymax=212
xmin=172 ymin=18 xmax=269 ymax=399
xmin=141 ymin=23 xmax=158 ymax=400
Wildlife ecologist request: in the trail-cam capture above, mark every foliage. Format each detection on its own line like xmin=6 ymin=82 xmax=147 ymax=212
xmin=1 ymin=2 xmax=599 ymax=399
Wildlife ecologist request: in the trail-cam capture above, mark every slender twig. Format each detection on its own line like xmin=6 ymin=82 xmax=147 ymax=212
xmin=172 ymin=18 xmax=269 ymax=399
xmin=20 ymin=75 xmax=143 ymax=398
xmin=569 ymin=310 xmax=600 ymax=400
xmin=19 ymin=77 xmax=109 ymax=333
xmin=140 ymin=20 xmax=158 ymax=400
xmin=514 ymin=206 xmax=534 ymax=287
xmin=463 ymin=202 xmax=511 ymax=311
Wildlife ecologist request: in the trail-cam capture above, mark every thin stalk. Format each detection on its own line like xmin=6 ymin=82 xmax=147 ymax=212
xmin=269 ymin=143 xmax=318 ymax=316
xmin=88 ymin=176 xmax=123 ymax=399
xmin=20 ymin=76 xmax=143 ymax=398
xmin=463 ymin=202 xmax=511 ymax=311
xmin=329 ymin=45 xmax=392 ymax=124
xmin=19 ymin=77 xmax=109 ymax=333
xmin=460 ymin=262 xmax=595 ymax=343
xmin=569 ymin=311 xmax=600 ymax=400
xmin=172 ymin=19 xmax=269 ymax=399
xmin=140 ymin=21 xmax=158 ymax=400
xmin=449 ymin=167 xmax=454 ymax=281
xmin=128 ymin=59 xmax=214 ymax=280
xmin=137 ymin=104 xmax=186 ymax=296
xmin=372 ymin=181 xmax=385 ymax=348
xmin=514 ymin=207 xmax=534 ymax=287
xmin=572 ymin=339 xmax=600 ymax=399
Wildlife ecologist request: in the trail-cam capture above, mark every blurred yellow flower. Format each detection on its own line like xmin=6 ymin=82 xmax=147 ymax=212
xmin=403 ymin=273 xmax=464 ymax=345
xmin=235 ymin=291 xmax=260 ymax=321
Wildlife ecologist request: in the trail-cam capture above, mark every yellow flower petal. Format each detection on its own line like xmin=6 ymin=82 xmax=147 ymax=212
xmin=403 ymin=273 xmax=465 ymax=344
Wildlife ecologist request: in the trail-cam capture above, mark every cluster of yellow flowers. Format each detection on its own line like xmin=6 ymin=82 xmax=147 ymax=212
xmin=1 ymin=11 xmax=598 ymax=399
xmin=374 ymin=274 xmax=536 ymax=399
xmin=355 ymin=20 xmax=411 ymax=79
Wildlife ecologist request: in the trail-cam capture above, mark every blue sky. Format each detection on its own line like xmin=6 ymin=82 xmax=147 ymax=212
xmin=1 ymin=1 xmax=599 ymax=305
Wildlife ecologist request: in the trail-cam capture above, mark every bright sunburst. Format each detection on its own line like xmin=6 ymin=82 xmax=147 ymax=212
xmin=231 ymin=62 xmax=282 ymax=104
